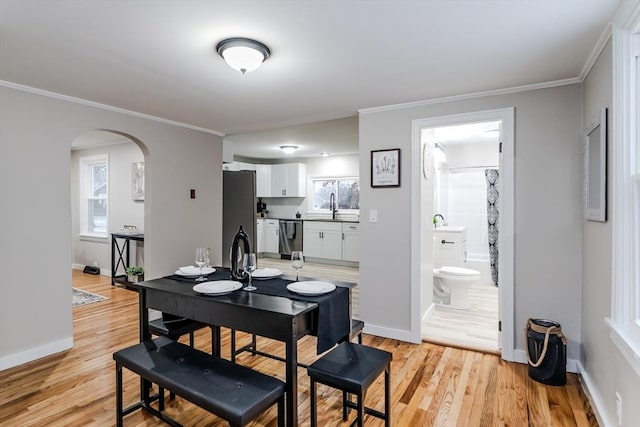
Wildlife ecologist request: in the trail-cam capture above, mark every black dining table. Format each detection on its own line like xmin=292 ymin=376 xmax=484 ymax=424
xmin=134 ymin=267 xmax=352 ymax=427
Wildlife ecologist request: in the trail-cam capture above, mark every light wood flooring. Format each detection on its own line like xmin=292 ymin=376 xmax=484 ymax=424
xmin=0 ymin=271 xmax=598 ymax=426
xmin=422 ymin=284 xmax=500 ymax=354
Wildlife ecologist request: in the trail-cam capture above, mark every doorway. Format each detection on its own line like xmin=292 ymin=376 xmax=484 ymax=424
xmin=410 ymin=108 xmax=515 ymax=360
xmin=422 ymin=120 xmax=501 ymax=353
xmin=70 ymin=130 xmax=146 ymax=298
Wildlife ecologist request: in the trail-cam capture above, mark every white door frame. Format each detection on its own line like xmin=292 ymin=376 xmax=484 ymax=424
xmin=410 ymin=107 xmax=515 ymax=361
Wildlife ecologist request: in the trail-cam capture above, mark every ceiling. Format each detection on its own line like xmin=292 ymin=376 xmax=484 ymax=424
xmin=1 ymin=1 xmax=621 ymax=157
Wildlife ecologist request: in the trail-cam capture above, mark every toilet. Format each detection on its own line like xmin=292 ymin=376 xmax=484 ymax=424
xmin=432 ymin=226 xmax=480 ymax=310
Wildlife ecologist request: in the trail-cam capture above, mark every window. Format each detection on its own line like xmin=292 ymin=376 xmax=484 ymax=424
xmin=312 ymin=177 xmax=360 ymax=211
xmin=79 ymin=154 xmax=108 ymax=237
xmin=609 ymin=30 xmax=640 ymax=375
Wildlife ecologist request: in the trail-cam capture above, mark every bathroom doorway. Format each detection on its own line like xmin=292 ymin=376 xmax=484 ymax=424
xmin=410 ymin=108 xmax=515 ymax=360
xmin=423 ymin=121 xmax=501 ymax=353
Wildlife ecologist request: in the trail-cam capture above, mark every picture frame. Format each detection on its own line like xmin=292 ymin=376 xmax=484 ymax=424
xmin=584 ymin=108 xmax=607 ymax=222
xmin=371 ymin=149 xmax=401 ymax=188
xmin=132 ymin=161 xmax=145 ymax=201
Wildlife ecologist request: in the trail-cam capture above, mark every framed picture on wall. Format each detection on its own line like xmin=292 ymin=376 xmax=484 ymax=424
xmin=132 ymin=162 xmax=145 ymax=201
xmin=584 ymin=108 xmax=607 ymax=222
xmin=371 ymin=148 xmax=401 ymax=188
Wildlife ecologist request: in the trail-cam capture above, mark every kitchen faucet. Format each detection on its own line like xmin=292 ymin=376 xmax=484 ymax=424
xmin=433 ymin=213 xmax=447 ymax=228
xmin=329 ymin=192 xmax=337 ymax=220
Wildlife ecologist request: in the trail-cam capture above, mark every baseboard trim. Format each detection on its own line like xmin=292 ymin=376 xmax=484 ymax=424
xmin=0 ymin=337 xmax=73 ymax=371
xmin=363 ymin=323 xmax=418 ymax=344
xmin=513 ymin=349 xmax=579 ymax=373
xmin=71 ymin=263 xmax=110 ymax=277
xmin=575 ymin=360 xmax=615 ymax=427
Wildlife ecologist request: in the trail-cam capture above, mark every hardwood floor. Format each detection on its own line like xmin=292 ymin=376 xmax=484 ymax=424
xmin=0 ymin=271 xmax=598 ymax=426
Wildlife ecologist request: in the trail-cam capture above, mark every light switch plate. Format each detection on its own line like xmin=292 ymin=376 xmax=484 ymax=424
xmin=369 ymin=209 xmax=378 ymax=223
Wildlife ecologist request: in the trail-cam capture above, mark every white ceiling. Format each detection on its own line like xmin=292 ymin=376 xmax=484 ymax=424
xmin=1 ymin=1 xmax=621 ymax=157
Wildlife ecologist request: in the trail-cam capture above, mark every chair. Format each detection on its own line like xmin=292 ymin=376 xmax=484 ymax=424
xmin=348 ymin=319 xmax=364 ymax=344
xmin=231 ymin=319 xmax=365 ymax=365
xmin=307 ymin=342 xmax=392 ymax=427
xmin=148 ymin=313 xmax=208 ymax=348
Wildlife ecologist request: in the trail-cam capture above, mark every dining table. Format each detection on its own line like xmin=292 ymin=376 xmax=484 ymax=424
xmin=134 ymin=267 xmax=353 ymax=427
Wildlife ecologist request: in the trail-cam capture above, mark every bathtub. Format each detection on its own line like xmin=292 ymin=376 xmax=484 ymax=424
xmin=464 ymin=253 xmax=494 ymax=286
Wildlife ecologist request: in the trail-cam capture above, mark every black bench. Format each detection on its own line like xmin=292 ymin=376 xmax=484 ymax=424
xmin=113 ymin=336 xmax=285 ymax=427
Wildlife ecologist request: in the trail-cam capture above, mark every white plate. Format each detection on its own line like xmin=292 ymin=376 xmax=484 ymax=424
xmin=176 ymin=266 xmax=216 ymax=277
xmin=252 ymin=268 xmax=283 ymax=279
xmin=193 ymin=280 xmax=242 ymax=295
xmin=286 ymin=281 xmax=336 ymax=296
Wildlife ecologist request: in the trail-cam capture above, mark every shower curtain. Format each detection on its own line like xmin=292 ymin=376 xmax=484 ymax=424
xmin=485 ymin=169 xmax=499 ymax=286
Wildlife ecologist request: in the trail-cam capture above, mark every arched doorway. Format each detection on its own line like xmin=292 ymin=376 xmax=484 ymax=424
xmin=70 ymin=130 xmax=147 ymax=307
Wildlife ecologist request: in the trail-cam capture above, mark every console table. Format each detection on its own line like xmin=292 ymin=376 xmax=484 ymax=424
xmin=111 ymin=232 xmax=144 ymax=287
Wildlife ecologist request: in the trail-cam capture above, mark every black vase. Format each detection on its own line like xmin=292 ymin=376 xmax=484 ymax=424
xmin=526 ymin=319 xmax=567 ymax=386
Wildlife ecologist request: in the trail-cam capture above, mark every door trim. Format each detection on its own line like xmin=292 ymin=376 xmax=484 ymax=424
xmin=410 ymin=107 xmax=515 ymax=361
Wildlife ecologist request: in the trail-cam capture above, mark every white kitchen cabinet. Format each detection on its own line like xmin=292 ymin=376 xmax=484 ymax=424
xmin=222 ymin=162 xmax=239 ymax=171
xmin=264 ymin=219 xmax=280 ymax=254
xmin=223 ymin=161 xmax=255 ymax=171
xmin=303 ymin=221 xmax=342 ymax=260
xmin=271 ymin=163 xmax=306 ymax=197
xmin=342 ymin=222 xmax=360 ymax=262
xmin=256 ymin=219 xmax=265 ymax=253
xmin=255 ymin=164 xmax=272 ymax=197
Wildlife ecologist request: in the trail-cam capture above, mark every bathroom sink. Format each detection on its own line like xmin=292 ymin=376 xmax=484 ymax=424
xmin=435 ymin=226 xmax=466 ymax=232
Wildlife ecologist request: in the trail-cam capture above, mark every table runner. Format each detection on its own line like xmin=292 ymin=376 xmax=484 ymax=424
xmin=166 ymin=268 xmax=350 ymax=353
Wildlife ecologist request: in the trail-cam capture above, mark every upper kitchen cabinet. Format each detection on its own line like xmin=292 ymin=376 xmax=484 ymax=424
xmin=223 ymin=162 xmax=255 ymax=171
xmin=271 ymin=163 xmax=306 ymax=197
xmin=255 ymin=164 xmax=272 ymax=198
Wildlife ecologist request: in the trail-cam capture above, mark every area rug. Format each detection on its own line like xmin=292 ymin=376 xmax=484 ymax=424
xmin=72 ymin=287 xmax=108 ymax=307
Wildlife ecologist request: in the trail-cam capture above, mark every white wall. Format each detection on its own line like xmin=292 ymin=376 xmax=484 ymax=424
xmin=0 ymin=85 xmax=222 ymax=370
xmin=359 ymin=84 xmax=583 ymax=357
xmin=70 ymin=140 xmax=144 ymax=272
xmin=581 ymin=38 xmax=640 ymax=427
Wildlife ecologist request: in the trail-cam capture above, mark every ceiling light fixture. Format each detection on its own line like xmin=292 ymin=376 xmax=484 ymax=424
xmin=216 ymin=37 xmax=270 ymax=74
xmin=320 ymin=152 xmax=329 ymax=157
xmin=280 ymin=145 xmax=298 ymax=154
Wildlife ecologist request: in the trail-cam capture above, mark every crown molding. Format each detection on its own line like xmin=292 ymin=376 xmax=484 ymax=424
xmin=0 ymin=80 xmax=225 ymax=137
xmin=579 ymin=23 xmax=613 ymax=81
xmin=358 ymin=77 xmax=582 ymax=115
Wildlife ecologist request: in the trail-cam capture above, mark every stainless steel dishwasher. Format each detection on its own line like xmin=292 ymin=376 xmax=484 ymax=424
xmin=278 ymin=220 xmax=303 ymax=256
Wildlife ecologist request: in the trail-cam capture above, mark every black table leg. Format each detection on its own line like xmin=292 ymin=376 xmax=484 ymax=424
xmin=139 ymin=290 xmax=151 ymax=403
xmin=211 ymin=326 xmax=221 ymax=357
xmin=285 ymin=332 xmax=298 ymax=427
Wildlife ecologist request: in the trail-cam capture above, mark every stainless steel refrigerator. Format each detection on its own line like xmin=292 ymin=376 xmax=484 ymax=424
xmin=222 ymin=170 xmax=257 ymax=268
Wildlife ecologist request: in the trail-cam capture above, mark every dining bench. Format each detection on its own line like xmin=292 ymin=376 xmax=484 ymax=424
xmin=113 ymin=336 xmax=285 ymax=427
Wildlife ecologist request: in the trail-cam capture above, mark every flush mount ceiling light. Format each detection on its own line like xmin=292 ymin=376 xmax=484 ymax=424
xmin=216 ymin=37 xmax=270 ymax=74
xmin=320 ymin=152 xmax=329 ymax=157
xmin=280 ymin=145 xmax=298 ymax=154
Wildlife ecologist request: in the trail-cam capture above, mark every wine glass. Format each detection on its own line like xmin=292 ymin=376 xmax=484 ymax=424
xmin=291 ymin=251 xmax=304 ymax=281
xmin=242 ymin=253 xmax=257 ymax=291
xmin=195 ymin=248 xmax=209 ymax=282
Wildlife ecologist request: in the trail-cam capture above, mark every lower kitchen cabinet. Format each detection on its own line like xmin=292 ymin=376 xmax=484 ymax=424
xmin=264 ymin=219 xmax=280 ymax=254
xmin=256 ymin=219 xmax=265 ymax=253
xmin=303 ymin=221 xmax=342 ymax=260
xmin=342 ymin=222 xmax=360 ymax=262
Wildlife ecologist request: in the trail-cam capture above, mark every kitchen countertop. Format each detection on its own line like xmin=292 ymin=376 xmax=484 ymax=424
xmin=258 ymin=217 xmax=359 ymax=223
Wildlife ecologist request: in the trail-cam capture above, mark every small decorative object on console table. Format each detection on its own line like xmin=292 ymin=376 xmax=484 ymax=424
xmin=126 ymin=266 xmax=144 ymax=283
xmin=371 ymin=148 xmax=401 ymax=188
